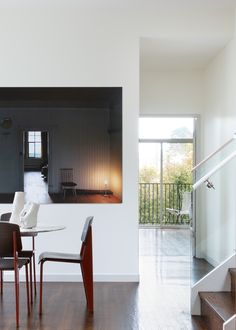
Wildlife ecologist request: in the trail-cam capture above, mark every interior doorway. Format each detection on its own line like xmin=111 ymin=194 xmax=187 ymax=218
xmin=23 ymin=131 xmax=51 ymax=204
xmin=139 ymin=116 xmax=194 ymax=228
xmin=138 ymin=116 xmax=200 ymax=306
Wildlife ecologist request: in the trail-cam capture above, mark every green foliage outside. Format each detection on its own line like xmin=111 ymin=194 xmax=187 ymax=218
xmin=139 ymin=138 xmax=192 ymax=225
xmin=139 ymin=143 xmax=192 ymax=185
xmin=139 ymin=166 xmax=159 ymax=183
xmin=163 ymin=143 xmax=193 ymax=185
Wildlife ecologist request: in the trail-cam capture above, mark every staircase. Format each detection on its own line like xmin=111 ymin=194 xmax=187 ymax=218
xmin=192 ymin=268 xmax=236 ymax=329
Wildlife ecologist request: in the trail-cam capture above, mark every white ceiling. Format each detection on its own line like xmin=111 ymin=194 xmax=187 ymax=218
xmin=6 ymin=0 xmax=234 ymax=9
xmin=131 ymin=1 xmax=236 ymax=71
xmin=133 ymin=1 xmax=235 ymax=71
xmin=151 ymin=0 xmax=236 ymax=8
xmin=2 ymin=0 xmax=235 ymax=71
xmin=140 ymin=37 xmax=231 ymax=71
xmin=1 ymin=0 xmax=235 ymax=11
xmin=63 ymin=0 xmax=236 ymax=9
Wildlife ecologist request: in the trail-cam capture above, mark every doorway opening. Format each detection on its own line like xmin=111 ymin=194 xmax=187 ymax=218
xmin=139 ymin=116 xmax=194 ymax=228
xmin=23 ymin=131 xmax=51 ymax=204
xmin=139 ymin=116 xmax=213 ymax=283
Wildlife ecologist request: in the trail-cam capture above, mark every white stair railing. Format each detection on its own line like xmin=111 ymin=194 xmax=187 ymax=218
xmin=192 ymin=133 xmax=236 ymax=190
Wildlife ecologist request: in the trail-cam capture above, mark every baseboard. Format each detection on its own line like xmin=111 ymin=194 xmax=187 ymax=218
xmin=201 ymin=253 xmax=220 ymax=268
xmin=3 ymin=273 xmax=140 ymax=283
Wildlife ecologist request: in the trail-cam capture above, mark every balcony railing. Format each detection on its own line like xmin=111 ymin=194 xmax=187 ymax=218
xmin=139 ymin=183 xmax=192 ymax=225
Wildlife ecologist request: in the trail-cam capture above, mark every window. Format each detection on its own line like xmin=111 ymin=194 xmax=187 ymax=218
xmin=27 ymin=131 xmax=42 ymax=158
xmin=139 ymin=117 xmax=193 ymax=140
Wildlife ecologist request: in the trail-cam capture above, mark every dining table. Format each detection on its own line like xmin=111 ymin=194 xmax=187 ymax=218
xmin=20 ymin=224 xmax=66 ymax=236
xmin=19 ymin=224 xmax=66 ymax=299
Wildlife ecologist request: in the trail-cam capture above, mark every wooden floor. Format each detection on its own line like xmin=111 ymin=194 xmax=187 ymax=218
xmin=0 ymin=171 xmax=121 ymax=204
xmin=0 ymin=229 xmax=213 ymax=329
xmin=50 ymin=193 xmax=121 ymax=204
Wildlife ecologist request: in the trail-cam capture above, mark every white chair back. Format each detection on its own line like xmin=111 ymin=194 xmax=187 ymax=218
xmin=181 ymin=191 xmax=191 ymax=213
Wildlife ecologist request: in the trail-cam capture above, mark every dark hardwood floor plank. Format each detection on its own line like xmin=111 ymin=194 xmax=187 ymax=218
xmin=0 ymin=229 xmax=213 ymax=329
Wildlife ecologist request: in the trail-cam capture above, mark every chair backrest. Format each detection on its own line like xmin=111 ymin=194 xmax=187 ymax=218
xmin=0 ymin=212 xmax=11 ymax=222
xmin=80 ymin=217 xmax=93 ymax=262
xmin=61 ymin=168 xmax=74 ymax=183
xmin=0 ymin=223 xmax=22 ymax=257
xmin=181 ymin=191 xmax=191 ymax=212
xmin=81 ymin=216 xmax=93 ymax=243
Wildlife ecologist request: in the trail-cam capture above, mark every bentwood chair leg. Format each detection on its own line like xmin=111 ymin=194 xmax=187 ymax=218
xmin=0 ymin=270 xmax=3 ymax=294
xmin=25 ymin=264 xmax=30 ymax=315
xmin=32 ymin=237 xmax=37 ymax=296
xmin=39 ymin=262 xmax=44 ymax=315
xmin=14 ymin=268 xmax=19 ymax=327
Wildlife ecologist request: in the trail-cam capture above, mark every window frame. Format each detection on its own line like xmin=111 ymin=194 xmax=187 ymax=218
xmin=26 ymin=131 xmax=42 ymax=159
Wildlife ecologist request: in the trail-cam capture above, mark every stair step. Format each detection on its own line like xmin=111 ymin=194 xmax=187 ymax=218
xmin=191 ymin=316 xmax=208 ymax=329
xmin=199 ymin=292 xmax=236 ymax=329
xmin=229 ymin=268 xmax=236 ymax=296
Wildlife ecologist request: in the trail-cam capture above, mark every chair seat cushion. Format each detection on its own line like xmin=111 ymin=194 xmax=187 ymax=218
xmin=61 ymin=182 xmax=77 ymax=187
xmin=39 ymin=251 xmax=81 ymax=263
xmin=18 ymin=250 xmax=34 ymax=258
xmin=0 ymin=257 xmax=29 ymax=270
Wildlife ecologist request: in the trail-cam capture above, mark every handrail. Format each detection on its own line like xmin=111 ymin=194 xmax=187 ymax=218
xmin=192 ymin=134 xmax=236 ymax=172
xmin=193 ymin=150 xmax=236 ymax=190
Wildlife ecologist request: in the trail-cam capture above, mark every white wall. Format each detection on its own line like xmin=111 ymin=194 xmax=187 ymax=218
xmin=196 ymin=35 xmax=236 ymax=265
xmin=140 ymin=70 xmax=204 ymax=116
xmin=140 ymin=13 xmax=236 ymax=267
xmin=0 ymin=4 xmax=139 ymax=281
xmin=0 ymin=2 xmax=234 ymax=281
xmin=140 ymin=46 xmax=236 ymax=267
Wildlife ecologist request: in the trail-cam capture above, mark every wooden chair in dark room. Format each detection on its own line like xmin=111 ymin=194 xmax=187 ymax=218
xmin=60 ymin=168 xmax=78 ymax=199
xmin=0 ymin=212 xmax=36 ymax=304
xmin=39 ymin=216 xmax=94 ymax=315
xmin=0 ymin=222 xmax=30 ymax=327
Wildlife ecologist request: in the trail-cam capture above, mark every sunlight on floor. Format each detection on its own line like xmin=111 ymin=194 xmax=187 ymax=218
xmin=139 ymin=228 xmax=192 ymax=329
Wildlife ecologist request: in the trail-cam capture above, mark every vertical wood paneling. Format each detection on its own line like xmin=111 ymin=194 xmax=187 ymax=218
xmin=0 ymin=107 xmax=120 ymax=193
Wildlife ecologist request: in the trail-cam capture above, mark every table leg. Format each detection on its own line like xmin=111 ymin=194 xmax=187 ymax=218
xmin=32 ymin=236 xmax=37 ymax=296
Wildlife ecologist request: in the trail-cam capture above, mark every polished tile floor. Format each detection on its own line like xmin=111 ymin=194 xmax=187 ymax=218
xmin=139 ymin=229 xmax=191 ymax=329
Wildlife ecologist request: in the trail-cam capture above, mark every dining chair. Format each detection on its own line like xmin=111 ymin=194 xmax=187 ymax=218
xmin=39 ymin=216 xmax=94 ymax=315
xmin=0 ymin=222 xmax=30 ymax=327
xmin=0 ymin=212 xmax=36 ymax=304
xmin=166 ymin=191 xmax=192 ymax=223
xmin=60 ymin=168 xmax=77 ymax=199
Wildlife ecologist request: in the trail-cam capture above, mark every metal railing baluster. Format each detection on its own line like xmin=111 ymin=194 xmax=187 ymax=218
xmin=139 ymin=183 xmax=192 ymax=225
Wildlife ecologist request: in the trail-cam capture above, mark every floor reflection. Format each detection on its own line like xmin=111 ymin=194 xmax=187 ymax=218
xmin=138 ymin=228 xmax=213 ymax=329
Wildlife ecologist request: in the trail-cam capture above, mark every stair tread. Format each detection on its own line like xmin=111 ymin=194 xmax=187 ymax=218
xmin=199 ymin=292 xmax=236 ymax=322
xmin=191 ymin=316 xmax=208 ymax=329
